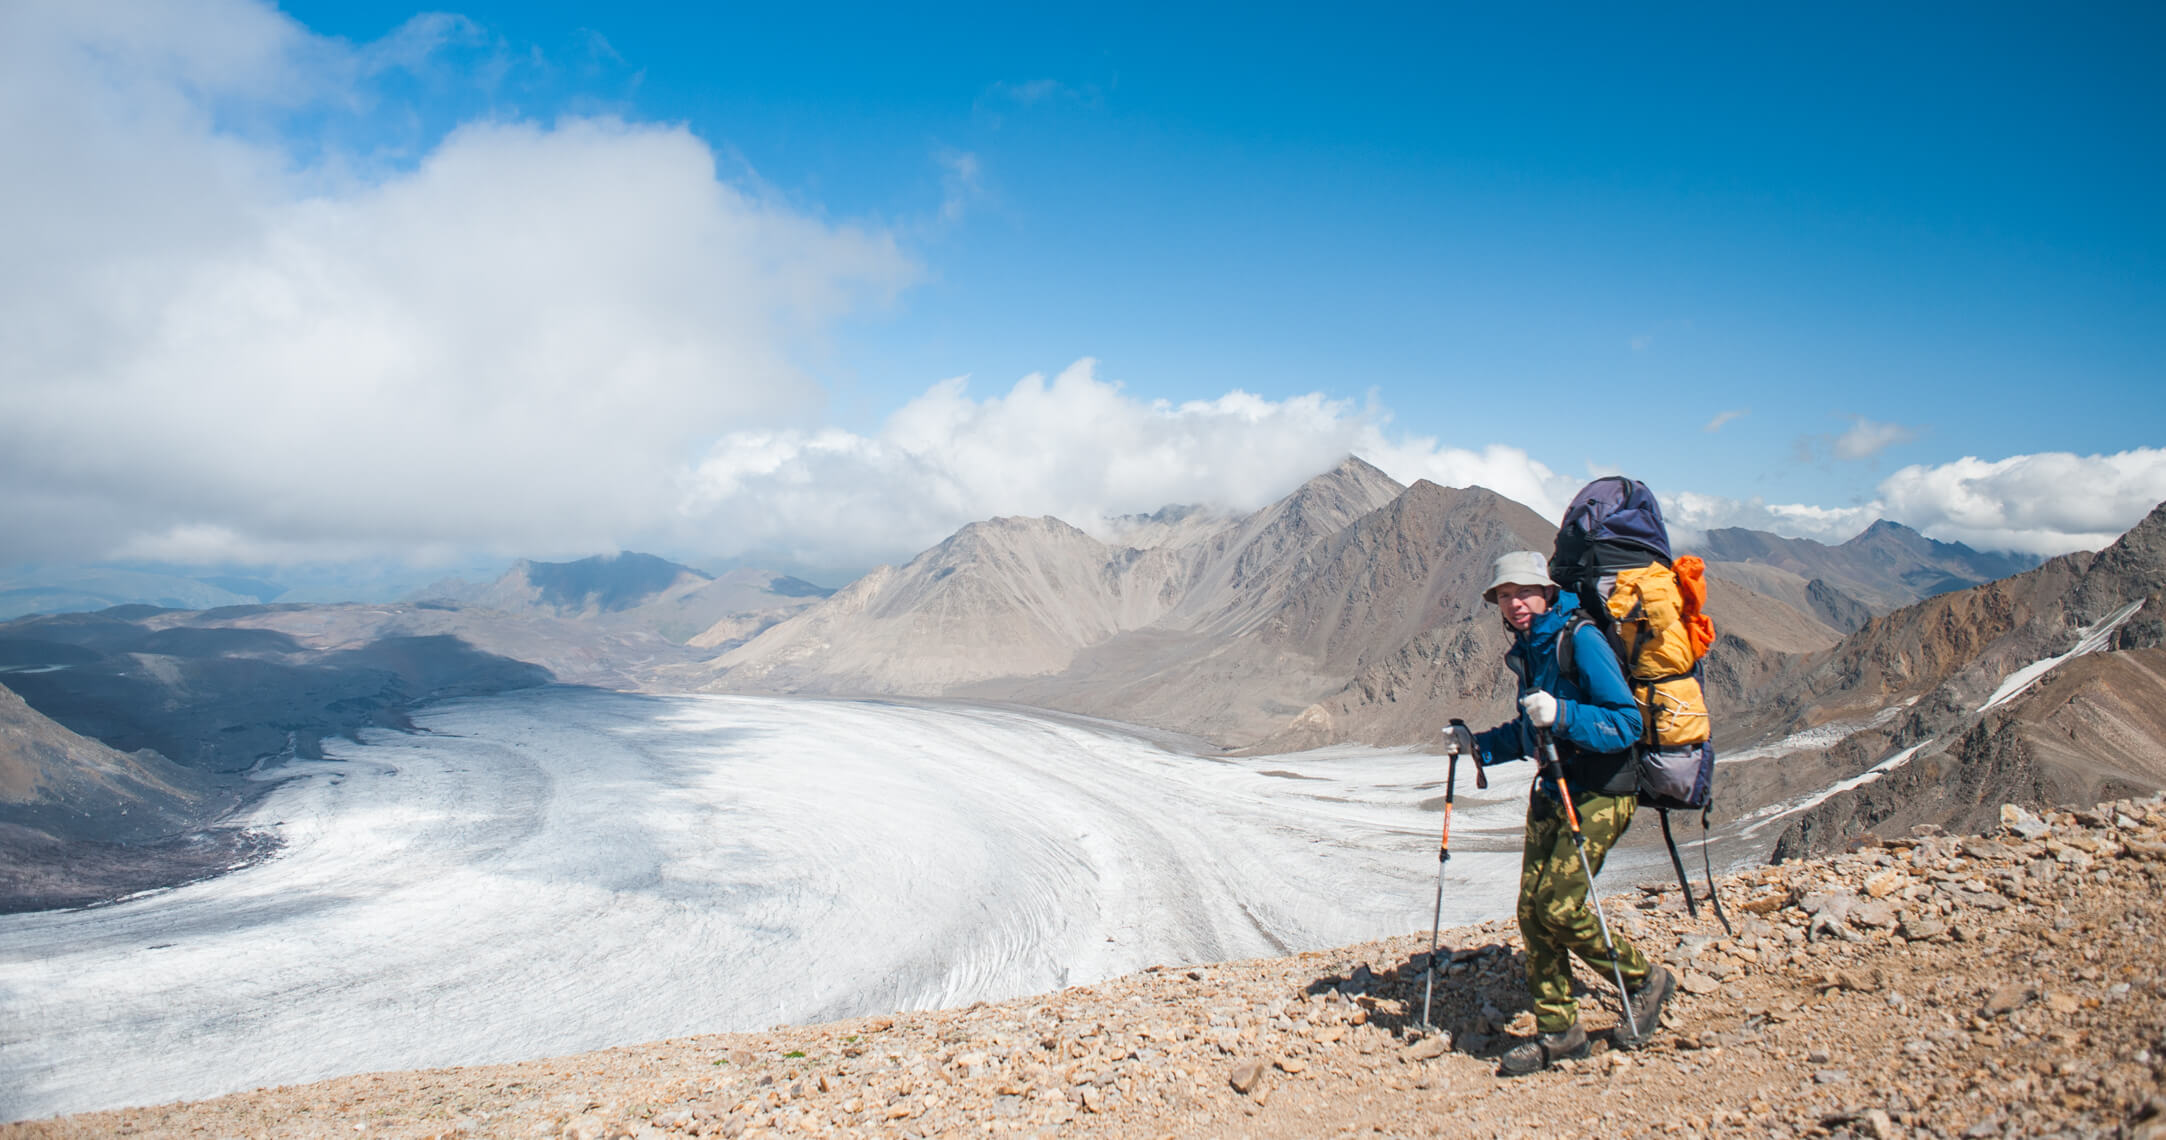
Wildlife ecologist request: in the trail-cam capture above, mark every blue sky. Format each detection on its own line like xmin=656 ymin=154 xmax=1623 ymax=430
xmin=3 ymin=1 xmax=2163 ymax=583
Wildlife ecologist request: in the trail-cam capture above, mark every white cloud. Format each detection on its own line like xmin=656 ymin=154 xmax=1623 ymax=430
xmin=1830 ymin=416 xmax=1917 ymax=460
xmin=0 ymin=1 xmax=913 ymax=566
xmin=1664 ymin=492 xmax=1883 ymax=547
xmin=1666 ymin=448 xmax=2166 ymax=556
xmin=1876 ymin=449 xmax=2166 ymax=555
xmin=678 ymin=361 xmax=1577 ymax=567
xmin=1703 ymin=409 xmax=1747 ymax=433
xmin=937 ymin=149 xmax=982 ymax=222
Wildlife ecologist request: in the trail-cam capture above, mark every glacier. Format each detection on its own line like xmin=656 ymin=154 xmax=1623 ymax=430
xmin=0 ymin=689 xmax=1642 ymax=1120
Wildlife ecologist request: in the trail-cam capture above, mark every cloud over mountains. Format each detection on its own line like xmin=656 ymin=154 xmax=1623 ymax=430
xmin=4 ymin=0 xmax=2159 ymax=575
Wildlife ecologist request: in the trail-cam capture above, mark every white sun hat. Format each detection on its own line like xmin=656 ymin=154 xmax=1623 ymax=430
xmin=1482 ymin=550 xmax=1557 ymax=603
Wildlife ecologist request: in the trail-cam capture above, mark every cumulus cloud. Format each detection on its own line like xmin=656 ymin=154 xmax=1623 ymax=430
xmin=677 ymin=361 xmax=1578 ymax=567
xmin=1667 ymin=448 xmax=2166 ymax=556
xmin=0 ymin=0 xmax=912 ymax=567
xmin=1876 ymin=449 xmax=2166 ymax=555
xmin=1664 ymin=492 xmax=1883 ymax=547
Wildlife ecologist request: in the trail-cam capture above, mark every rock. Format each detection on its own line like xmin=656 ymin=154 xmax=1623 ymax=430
xmin=1863 ymin=870 xmax=1904 ymax=898
xmin=1861 ymin=1107 xmax=1898 ymax=1139
xmin=2001 ymin=804 xmax=2052 ymax=841
xmin=1403 ymin=1035 xmax=1449 ymax=1061
xmin=2046 ymin=993 xmax=2083 ymax=1014
xmin=1681 ymin=970 xmax=1722 ymax=995
xmin=1740 ymin=889 xmax=1791 ymax=915
xmin=1851 ymin=900 xmax=1899 ymax=929
xmin=1276 ymin=1056 xmax=1308 ymax=1073
xmin=1813 ymin=1069 xmax=1848 ymax=1084
xmin=1831 ymin=968 xmax=1883 ymax=993
xmin=1228 ymin=1059 xmax=1266 ymax=1095
xmin=1810 ymin=911 xmax=1866 ymax=943
xmin=1981 ymin=983 xmax=2033 ymax=1017
xmin=1801 ymin=891 xmax=1857 ymax=920
xmin=1898 ymin=915 xmax=1949 ymax=942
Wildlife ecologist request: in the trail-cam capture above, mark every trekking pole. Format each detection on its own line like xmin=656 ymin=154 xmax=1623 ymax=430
xmin=1422 ymin=720 xmax=1483 ymax=1032
xmin=1534 ymin=727 xmax=1641 ymax=1046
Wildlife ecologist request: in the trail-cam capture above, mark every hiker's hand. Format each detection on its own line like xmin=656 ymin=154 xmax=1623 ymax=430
xmin=1441 ymin=722 xmax=1476 ymax=757
xmin=1520 ymin=690 xmax=1558 ymax=728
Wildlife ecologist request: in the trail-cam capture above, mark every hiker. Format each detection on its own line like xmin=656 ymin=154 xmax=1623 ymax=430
xmin=1457 ymin=550 xmax=1675 ymax=1074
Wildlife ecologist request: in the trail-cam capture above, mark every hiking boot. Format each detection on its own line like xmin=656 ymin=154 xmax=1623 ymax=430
xmin=1498 ymin=1020 xmax=1588 ymax=1076
xmin=1619 ymin=964 xmax=1674 ymax=1048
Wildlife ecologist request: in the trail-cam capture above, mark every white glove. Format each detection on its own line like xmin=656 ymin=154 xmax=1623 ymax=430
xmin=1519 ymin=690 xmax=1558 ymax=729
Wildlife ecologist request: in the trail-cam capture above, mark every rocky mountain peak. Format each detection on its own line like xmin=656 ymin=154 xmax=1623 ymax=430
xmin=2073 ymin=498 xmax=2166 ymax=629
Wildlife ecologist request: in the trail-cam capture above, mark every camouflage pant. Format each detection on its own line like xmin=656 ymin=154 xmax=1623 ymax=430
xmin=1517 ymin=790 xmax=1653 ymax=1032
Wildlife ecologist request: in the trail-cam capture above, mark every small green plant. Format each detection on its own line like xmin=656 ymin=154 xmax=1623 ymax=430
xmin=783 ymin=1050 xmax=806 ymax=1058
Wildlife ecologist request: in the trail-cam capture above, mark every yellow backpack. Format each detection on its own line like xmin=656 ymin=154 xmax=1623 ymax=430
xmin=1604 ymin=556 xmax=1716 ymax=748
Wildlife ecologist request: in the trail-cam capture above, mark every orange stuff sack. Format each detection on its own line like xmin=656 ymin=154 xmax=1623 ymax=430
xmin=1672 ymin=555 xmax=1716 ymax=660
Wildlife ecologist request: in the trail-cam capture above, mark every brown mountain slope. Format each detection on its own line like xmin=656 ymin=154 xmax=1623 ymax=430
xmin=690 ymin=459 xmax=1407 ymax=732
xmin=700 ymin=514 xmax=1205 ymax=694
xmin=0 ymin=680 xmax=219 ymax=844
xmin=1156 ymin=456 xmax=1409 ymax=638
xmin=979 ymin=481 xmax=1555 ymax=747
xmin=0 ymin=679 xmax=272 ymax=913
xmin=1741 ymin=500 xmax=2166 ymax=859
xmin=1731 ymin=500 xmax=2166 ymax=748
xmin=1240 ymin=483 xmax=1557 ymax=751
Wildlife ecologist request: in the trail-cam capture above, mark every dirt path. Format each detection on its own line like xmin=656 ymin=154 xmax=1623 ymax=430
xmin=9 ymin=797 xmax=2165 ymax=1140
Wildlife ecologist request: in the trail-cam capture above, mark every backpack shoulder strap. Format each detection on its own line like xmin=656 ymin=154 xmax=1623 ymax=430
xmin=1555 ymin=614 xmax=1582 ymax=681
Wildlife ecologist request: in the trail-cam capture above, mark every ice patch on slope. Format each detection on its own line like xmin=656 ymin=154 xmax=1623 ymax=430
xmin=1980 ymin=600 xmax=2145 ymax=712
xmin=1733 ymin=741 xmax=1933 ymax=840
xmin=1718 ymin=699 xmax=1917 ymax=766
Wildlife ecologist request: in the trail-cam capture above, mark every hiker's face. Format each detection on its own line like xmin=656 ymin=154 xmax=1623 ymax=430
xmin=1494 ymin=584 xmax=1552 ymax=632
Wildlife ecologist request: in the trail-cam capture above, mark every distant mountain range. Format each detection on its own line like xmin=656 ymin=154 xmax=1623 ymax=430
xmin=413 ymin=552 xmax=830 ymax=645
xmin=685 ymin=458 xmax=2039 ymax=752
xmin=1688 ymin=519 xmax=2040 ymax=631
xmin=0 ymin=568 xmax=282 ymax=620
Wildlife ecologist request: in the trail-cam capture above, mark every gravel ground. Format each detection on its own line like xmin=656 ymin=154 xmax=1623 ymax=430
xmin=10 ymin=796 xmax=2166 ymax=1140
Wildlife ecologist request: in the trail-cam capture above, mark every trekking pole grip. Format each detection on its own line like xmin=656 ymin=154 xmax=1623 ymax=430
xmin=1449 ymin=718 xmax=1485 ymax=789
xmin=1439 ymin=749 xmax=1457 ymax=861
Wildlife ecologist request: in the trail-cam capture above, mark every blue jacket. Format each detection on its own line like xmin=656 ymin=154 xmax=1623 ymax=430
xmin=1473 ymin=599 xmax=1644 ymax=798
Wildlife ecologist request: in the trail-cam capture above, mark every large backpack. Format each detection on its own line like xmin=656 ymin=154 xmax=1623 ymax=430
xmin=1549 ymin=476 xmax=1730 ymax=932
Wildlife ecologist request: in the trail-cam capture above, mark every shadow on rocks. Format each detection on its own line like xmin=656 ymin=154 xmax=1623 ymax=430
xmin=1302 ymin=942 xmax=1548 ymax=1061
